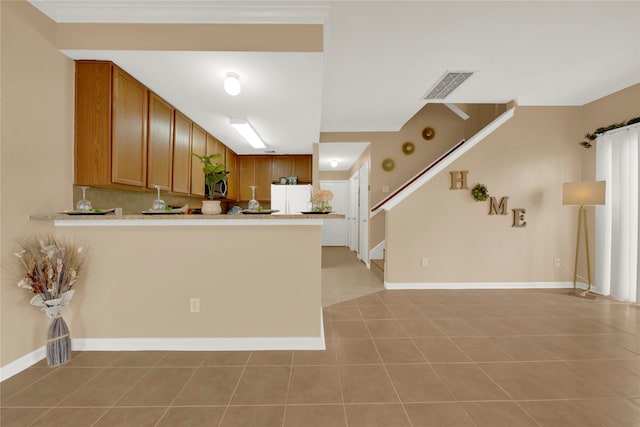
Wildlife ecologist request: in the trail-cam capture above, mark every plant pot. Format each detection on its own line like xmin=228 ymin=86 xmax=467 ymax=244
xmin=201 ymin=200 xmax=222 ymax=215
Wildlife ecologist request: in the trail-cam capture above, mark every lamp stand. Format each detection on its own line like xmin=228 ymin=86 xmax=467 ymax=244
xmin=569 ymin=205 xmax=596 ymax=299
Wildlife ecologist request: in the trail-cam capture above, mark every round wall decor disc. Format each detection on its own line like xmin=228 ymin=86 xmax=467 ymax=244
xmin=422 ymin=126 xmax=436 ymax=140
xmin=382 ymin=158 xmax=395 ymax=172
xmin=402 ymin=141 xmax=415 ymax=155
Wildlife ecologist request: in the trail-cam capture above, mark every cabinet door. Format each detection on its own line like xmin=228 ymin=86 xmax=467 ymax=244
xmin=206 ymin=134 xmax=225 ymax=162
xmin=147 ymin=93 xmax=174 ymax=191
xmin=271 ymin=156 xmax=294 ymax=182
xmin=112 ymin=67 xmax=148 ymax=187
xmin=75 ymin=61 xmax=112 ymax=186
xmin=239 ymin=156 xmax=255 ymax=201
xmin=190 ymin=124 xmax=206 ymax=197
xmin=255 ymin=157 xmax=273 ymax=200
xmin=294 ymin=155 xmax=312 ymax=183
xmin=172 ymin=111 xmax=192 ymax=194
xmin=225 ymin=148 xmax=238 ymax=201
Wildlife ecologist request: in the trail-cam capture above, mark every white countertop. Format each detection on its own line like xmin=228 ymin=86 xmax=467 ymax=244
xmin=31 ymin=213 xmax=344 ymax=227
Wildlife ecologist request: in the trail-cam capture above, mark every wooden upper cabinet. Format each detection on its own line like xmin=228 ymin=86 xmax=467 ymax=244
xmin=239 ymin=156 xmax=256 ymax=201
xmin=225 ymin=148 xmax=238 ymax=201
xmin=190 ymin=124 xmax=206 ymax=197
xmin=75 ymin=61 xmax=113 ymax=186
xmin=147 ymin=93 xmax=174 ymax=191
xmin=238 ymin=155 xmax=312 ymax=200
xmin=294 ymin=156 xmax=312 ymax=183
xmin=111 ymin=66 xmax=148 ymax=187
xmin=238 ymin=156 xmax=273 ymax=201
xmin=272 ymin=156 xmax=295 ymax=182
xmin=271 ymin=155 xmax=312 ymax=183
xmin=254 ymin=157 xmax=273 ymax=200
xmin=206 ymin=134 xmax=225 ymax=162
xmin=172 ymin=111 xmax=192 ymax=195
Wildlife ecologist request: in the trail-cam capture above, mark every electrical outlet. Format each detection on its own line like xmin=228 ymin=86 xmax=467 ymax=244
xmin=554 ymin=258 xmax=560 ymax=268
xmin=421 ymin=257 xmax=429 ymax=268
xmin=190 ymin=297 xmax=200 ymax=313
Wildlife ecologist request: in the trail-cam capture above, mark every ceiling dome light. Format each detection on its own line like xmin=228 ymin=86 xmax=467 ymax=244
xmin=330 ymin=160 xmax=338 ymax=168
xmin=224 ymin=72 xmax=241 ymax=96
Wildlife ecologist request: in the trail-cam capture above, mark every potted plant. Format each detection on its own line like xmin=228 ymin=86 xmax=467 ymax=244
xmin=192 ymin=153 xmax=229 ymax=214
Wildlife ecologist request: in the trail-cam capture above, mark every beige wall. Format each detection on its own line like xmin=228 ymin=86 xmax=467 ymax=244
xmin=319 ymin=170 xmax=350 ymax=181
xmin=55 ymin=224 xmax=321 ymax=339
xmin=387 ymin=106 xmax=583 ymax=283
xmin=321 ymin=104 xmax=471 ymax=250
xmin=57 ymin=23 xmax=323 ymax=52
xmin=1 ymin=0 xmax=75 ymax=365
xmin=385 ymin=82 xmax=640 ymax=284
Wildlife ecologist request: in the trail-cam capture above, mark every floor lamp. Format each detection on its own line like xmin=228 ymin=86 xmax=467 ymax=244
xmin=562 ymin=181 xmax=606 ymax=298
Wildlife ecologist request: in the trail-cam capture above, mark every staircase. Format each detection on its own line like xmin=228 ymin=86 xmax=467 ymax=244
xmin=372 ymin=107 xmax=515 ymax=216
xmin=370 ymin=258 xmax=384 ymax=282
xmin=368 ymin=107 xmax=517 ymax=286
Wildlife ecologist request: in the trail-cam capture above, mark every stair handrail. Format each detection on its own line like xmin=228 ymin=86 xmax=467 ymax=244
xmin=370 ymin=107 xmax=515 ymax=216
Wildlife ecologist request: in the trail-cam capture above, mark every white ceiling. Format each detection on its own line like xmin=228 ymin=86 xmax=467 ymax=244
xmin=319 ymin=142 xmax=369 ymax=171
xmin=63 ymin=50 xmax=324 ymax=156
xmin=31 ymin=1 xmax=640 ymax=168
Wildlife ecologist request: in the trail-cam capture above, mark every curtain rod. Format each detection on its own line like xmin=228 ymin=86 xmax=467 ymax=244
xmin=599 ymin=122 xmax=640 ymax=137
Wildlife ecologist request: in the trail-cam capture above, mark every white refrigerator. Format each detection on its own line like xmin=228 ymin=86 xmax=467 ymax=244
xmin=271 ymin=184 xmax=312 ymax=214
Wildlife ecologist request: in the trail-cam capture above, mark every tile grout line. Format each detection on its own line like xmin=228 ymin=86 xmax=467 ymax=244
xmin=27 ymin=364 xmax=108 ymax=427
xmin=215 ymin=351 xmax=251 ymax=427
xmin=88 ymin=353 xmax=166 ymax=427
xmin=404 ymin=299 xmax=525 ymax=427
xmin=355 ymin=300 xmax=416 ymax=427
xmin=330 ymin=309 xmax=350 ymax=427
xmin=152 ymin=353 xmax=208 ymax=427
xmin=280 ymin=351 xmax=295 ymax=427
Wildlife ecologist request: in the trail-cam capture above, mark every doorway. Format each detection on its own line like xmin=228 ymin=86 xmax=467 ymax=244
xmin=358 ymin=162 xmax=369 ymax=267
xmin=319 ymin=180 xmax=347 ymax=246
xmin=348 ymin=172 xmax=358 ymax=251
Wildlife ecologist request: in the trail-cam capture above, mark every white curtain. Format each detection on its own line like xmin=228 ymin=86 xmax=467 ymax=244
xmin=595 ymin=123 xmax=639 ymax=302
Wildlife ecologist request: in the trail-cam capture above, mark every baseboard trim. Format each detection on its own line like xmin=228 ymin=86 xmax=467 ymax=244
xmin=0 ymin=346 xmax=46 ymax=382
xmin=72 ymin=336 xmax=325 ymax=352
xmin=384 ymin=281 xmax=576 ymax=290
xmin=2 ymin=307 xmax=326 ymax=381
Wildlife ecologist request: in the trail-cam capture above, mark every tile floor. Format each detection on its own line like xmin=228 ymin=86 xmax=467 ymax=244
xmin=321 ymin=247 xmax=384 ymax=307
xmin=2 ymin=250 xmax=640 ymax=426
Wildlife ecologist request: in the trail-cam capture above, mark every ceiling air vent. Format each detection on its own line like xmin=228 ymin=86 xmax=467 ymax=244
xmin=423 ymin=71 xmax=474 ymax=100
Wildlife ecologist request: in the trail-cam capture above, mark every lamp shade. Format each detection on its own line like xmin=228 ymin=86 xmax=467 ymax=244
xmin=562 ymin=181 xmax=606 ymax=206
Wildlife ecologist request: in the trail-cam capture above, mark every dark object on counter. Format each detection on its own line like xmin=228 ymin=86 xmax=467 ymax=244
xmin=227 ymin=206 xmax=243 ymax=214
xmin=190 ymin=208 xmax=202 ymax=214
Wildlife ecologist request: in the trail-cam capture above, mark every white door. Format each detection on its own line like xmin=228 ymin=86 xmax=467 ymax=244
xmin=347 ymin=172 xmax=358 ymax=251
xmin=320 ymin=180 xmax=347 ymax=246
xmin=358 ymin=163 xmax=369 ymax=266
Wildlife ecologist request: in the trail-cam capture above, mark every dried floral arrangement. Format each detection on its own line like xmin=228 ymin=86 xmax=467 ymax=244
xmin=312 ymin=189 xmax=334 ymax=212
xmin=14 ymin=235 xmax=87 ymax=366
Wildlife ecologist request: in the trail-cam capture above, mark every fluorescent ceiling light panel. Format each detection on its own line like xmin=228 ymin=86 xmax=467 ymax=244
xmin=229 ymin=118 xmax=266 ymax=149
xmin=424 ymin=71 xmax=474 ymax=100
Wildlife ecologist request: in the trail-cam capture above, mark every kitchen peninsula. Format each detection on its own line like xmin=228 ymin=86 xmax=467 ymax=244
xmin=32 ymin=213 xmax=342 ymax=351
xmin=58 ymin=58 xmax=336 ymax=352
